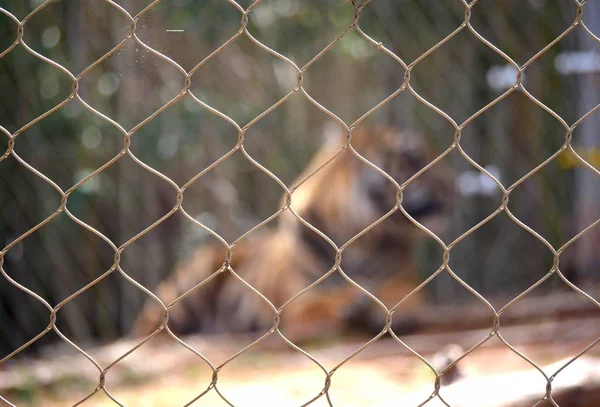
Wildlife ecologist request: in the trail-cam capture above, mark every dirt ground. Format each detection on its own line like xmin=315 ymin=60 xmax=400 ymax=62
xmin=3 ymin=326 xmax=599 ymax=406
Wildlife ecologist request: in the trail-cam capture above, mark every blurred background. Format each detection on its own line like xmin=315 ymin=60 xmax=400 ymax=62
xmin=1 ymin=1 xmax=600 ymax=402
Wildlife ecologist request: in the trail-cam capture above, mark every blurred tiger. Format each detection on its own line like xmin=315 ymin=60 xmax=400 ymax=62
xmin=131 ymin=124 xmax=455 ymax=341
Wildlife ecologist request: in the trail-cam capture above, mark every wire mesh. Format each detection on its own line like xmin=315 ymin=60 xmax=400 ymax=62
xmin=1 ymin=0 xmax=600 ymax=406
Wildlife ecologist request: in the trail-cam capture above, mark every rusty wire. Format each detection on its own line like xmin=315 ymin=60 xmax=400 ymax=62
xmin=1 ymin=0 xmax=600 ymax=406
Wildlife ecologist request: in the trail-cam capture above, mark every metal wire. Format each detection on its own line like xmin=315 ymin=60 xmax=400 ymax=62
xmin=1 ymin=0 xmax=599 ymax=406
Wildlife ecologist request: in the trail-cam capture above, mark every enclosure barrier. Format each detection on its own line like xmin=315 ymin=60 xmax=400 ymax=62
xmin=1 ymin=0 xmax=600 ymax=406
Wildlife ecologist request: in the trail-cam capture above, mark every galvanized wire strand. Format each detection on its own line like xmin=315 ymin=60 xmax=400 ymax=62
xmin=1 ymin=0 xmax=600 ymax=405
xmin=0 ymin=395 xmax=16 ymax=407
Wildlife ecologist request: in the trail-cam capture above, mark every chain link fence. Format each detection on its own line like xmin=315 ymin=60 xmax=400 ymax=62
xmin=1 ymin=0 xmax=600 ymax=405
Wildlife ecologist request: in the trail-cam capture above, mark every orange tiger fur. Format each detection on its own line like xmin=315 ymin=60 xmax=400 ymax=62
xmin=131 ymin=125 xmax=455 ymax=340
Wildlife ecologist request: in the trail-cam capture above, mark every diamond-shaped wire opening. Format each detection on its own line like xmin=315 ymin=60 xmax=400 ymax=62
xmin=55 ymin=269 xmax=142 ymax=341
xmin=182 ymin=150 xmax=286 ymax=243
xmin=2 ymin=211 xmax=115 ymax=314
xmin=323 ymin=327 xmax=396 ymax=403
xmin=302 ymin=29 xmax=408 ymax=124
xmin=358 ymin=0 xmax=466 ymax=64
xmin=100 ymin=329 xmax=216 ymax=406
xmin=242 ymin=96 xmax=347 ymax=186
xmin=497 ymin=275 xmax=600 ymax=361
xmin=213 ymin=334 xmax=328 ymax=406
xmin=248 ymin=0 xmax=354 ymax=66
xmin=506 ymin=149 xmax=597 ymax=248
xmin=22 ymin=0 xmax=131 ymax=74
xmin=457 ymin=92 xmax=568 ymax=187
xmin=517 ymin=31 xmax=598 ymax=121
xmin=118 ymin=210 xmax=221 ymax=322
xmin=0 ymin=46 xmax=73 ymax=133
xmin=410 ymin=30 xmax=520 ymax=125
xmin=13 ymin=104 xmax=123 ymax=191
xmin=469 ymin=0 xmax=579 ymax=65
xmin=189 ymin=34 xmax=298 ymax=125
xmin=448 ymin=211 xmax=555 ymax=304
xmin=288 ymin=149 xmax=397 ymax=247
xmin=131 ymin=242 xmax=231 ymax=337
xmin=76 ymin=37 xmax=187 ymax=131
xmin=128 ymin=97 xmax=240 ymax=185
xmin=277 ymin=268 xmax=361 ymax=343
xmin=433 ymin=335 xmax=550 ymax=406
xmin=55 ymin=153 xmax=178 ymax=247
